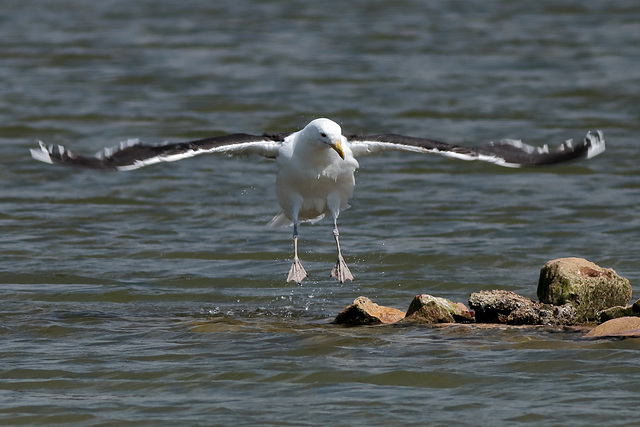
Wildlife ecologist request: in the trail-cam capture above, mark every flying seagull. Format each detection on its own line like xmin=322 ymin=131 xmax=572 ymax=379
xmin=30 ymin=118 xmax=605 ymax=284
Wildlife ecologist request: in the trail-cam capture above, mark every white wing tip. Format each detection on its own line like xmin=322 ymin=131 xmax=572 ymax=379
xmin=493 ymin=138 xmax=550 ymax=155
xmin=30 ymin=140 xmax=56 ymax=164
xmin=585 ymin=130 xmax=605 ymax=159
xmin=98 ymin=138 xmax=141 ymax=159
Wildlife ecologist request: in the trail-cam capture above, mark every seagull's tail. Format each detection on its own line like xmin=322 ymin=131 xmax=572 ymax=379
xmin=267 ymin=212 xmax=327 ymax=228
xmin=267 ymin=213 xmax=292 ymax=228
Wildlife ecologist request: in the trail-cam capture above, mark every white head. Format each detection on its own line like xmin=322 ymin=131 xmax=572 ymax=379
xmin=301 ymin=118 xmax=345 ymax=159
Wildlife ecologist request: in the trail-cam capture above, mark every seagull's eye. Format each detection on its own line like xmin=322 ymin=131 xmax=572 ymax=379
xmin=320 ymin=133 xmax=327 ymax=138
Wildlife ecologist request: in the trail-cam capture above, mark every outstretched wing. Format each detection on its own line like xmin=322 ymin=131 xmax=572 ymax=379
xmin=30 ymin=132 xmax=290 ymax=171
xmin=347 ymin=130 xmax=605 ymax=167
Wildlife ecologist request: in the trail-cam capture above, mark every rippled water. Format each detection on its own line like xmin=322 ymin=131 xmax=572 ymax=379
xmin=2 ymin=0 xmax=640 ymax=425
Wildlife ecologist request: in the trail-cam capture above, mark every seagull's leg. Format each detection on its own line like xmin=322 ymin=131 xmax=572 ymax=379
xmin=330 ymin=216 xmax=353 ymax=283
xmin=287 ymin=219 xmax=308 ymax=284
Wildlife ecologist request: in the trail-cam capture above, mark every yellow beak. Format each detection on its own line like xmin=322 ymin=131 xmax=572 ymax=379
xmin=332 ymin=140 xmax=345 ymax=160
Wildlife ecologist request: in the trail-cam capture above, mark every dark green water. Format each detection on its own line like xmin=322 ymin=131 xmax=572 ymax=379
xmin=2 ymin=0 xmax=640 ymax=425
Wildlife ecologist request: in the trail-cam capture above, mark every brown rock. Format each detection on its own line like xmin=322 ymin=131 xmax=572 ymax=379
xmin=537 ymin=258 xmax=632 ymax=322
xmin=334 ymin=296 xmax=405 ymax=325
xmin=584 ymin=317 xmax=640 ymax=338
xmin=453 ymin=302 xmax=475 ymax=323
xmin=403 ymin=294 xmax=473 ymax=323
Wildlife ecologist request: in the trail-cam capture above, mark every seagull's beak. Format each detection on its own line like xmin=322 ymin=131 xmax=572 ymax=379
xmin=331 ymin=140 xmax=345 ymax=160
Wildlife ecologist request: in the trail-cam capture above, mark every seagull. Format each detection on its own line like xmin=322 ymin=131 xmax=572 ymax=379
xmin=30 ymin=118 xmax=605 ymax=284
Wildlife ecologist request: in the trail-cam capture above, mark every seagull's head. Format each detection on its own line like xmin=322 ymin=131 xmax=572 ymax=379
xmin=303 ymin=118 xmax=345 ymax=160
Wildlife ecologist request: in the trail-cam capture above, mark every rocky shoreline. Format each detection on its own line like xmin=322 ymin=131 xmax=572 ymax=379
xmin=334 ymin=257 xmax=638 ymax=338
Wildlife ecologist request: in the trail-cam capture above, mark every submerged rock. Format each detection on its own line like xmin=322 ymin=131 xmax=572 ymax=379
xmin=584 ymin=317 xmax=640 ymax=338
xmin=598 ymin=299 xmax=640 ymax=322
xmin=468 ymin=290 xmax=534 ymax=323
xmin=403 ymin=294 xmax=474 ymax=324
xmin=537 ymin=258 xmax=632 ymax=322
xmin=334 ymin=296 xmax=405 ymax=325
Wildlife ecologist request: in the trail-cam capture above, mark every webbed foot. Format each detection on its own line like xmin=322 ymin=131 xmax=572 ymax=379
xmin=287 ymin=258 xmax=308 ymax=284
xmin=331 ymin=254 xmax=353 ymax=283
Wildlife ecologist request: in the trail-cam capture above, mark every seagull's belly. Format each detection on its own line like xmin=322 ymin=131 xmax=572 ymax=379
xmin=276 ymin=169 xmax=355 ymax=221
xmin=299 ymin=179 xmax=348 ymax=217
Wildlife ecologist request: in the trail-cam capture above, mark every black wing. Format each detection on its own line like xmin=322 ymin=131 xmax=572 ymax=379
xmin=347 ymin=130 xmax=605 ymax=167
xmin=31 ymin=132 xmax=291 ymax=171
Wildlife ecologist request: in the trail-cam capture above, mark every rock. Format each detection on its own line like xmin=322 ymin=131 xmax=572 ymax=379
xmin=452 ymin=302 xmax=475 ymax=323
xmin=537 ymin=258 xmax=632 ymax=322
xmin=403 ymin=294 xmax=474 ymax=324
xmin=468 ymin=290 xmax=534 ymax=323
xmin=334 ymin=296 xmax=405 ymax=325
xmin=507 ymin=303 xmax=577 ymax=326
xmin=584 ymin=317 xmax=640 ymax=338
xmin=468 ymin=290 xmax=576 ymax=326
xmin=598 ymin=299 xmax=640 ymax=322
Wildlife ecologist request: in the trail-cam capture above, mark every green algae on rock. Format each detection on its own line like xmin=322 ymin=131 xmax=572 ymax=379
xmin=537 ymin=258 xmax=632 ymax=322
xmin=403 ymin=294 xmax=474 ymax=324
